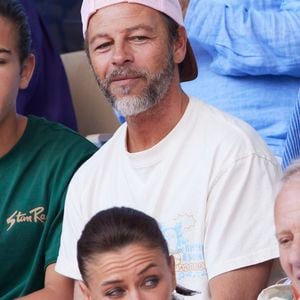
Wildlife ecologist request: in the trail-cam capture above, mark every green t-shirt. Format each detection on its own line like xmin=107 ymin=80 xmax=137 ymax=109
xmin=0 ymin=116 xmax=97 ymax=299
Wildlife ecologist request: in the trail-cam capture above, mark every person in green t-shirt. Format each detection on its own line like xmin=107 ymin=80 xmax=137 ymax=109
xmin=0 ymin=1 xmax=97 ymax=299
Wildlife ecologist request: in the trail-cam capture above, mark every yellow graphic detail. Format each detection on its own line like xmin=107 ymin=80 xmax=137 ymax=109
xmin=173 ymin=252 xmax=206 ymax=273
xmin=6 ymin=207 xmax=47 ymax=231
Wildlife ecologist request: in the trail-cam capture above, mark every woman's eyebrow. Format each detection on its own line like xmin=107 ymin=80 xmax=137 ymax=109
xmin=101 ymin=279 xmax=123 ymax=287
xmin=100 ymin=262 xmax=158 ymax=286
xmin=138 ymin=263 xmax=158 ymax=275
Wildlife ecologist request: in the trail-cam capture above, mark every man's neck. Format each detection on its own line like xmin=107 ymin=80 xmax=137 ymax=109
xmin=0 ymin=114 xmax=28 ymax=158
xmin=125 ymin=88 xmax=189 ymax=153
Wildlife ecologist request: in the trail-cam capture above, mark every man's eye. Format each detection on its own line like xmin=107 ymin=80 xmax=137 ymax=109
xmin=279 ymin=237 xmax=292 ymax=246
xmin=143 ymin=276 xmax=159 ymax=289
xmin=130 ymin=36 xmax=148 ymax=42
xmin=0 ymin=60 xmax=7 ymax=65
xmin=95 ymin=42 xmax=111 ymax=51
xmin=105 ymin=287 xmax=125 ymax=298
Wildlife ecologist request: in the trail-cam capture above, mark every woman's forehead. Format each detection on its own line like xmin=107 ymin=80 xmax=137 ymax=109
xmin=86 ymin=244 xmax=169 ymax=280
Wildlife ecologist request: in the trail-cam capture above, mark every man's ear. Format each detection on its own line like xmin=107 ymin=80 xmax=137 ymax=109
xmin=173 ymin=26 xmax=187 ymax=65
xmin=19 ymin=54 xmax=35 ymax=90
xmin=79 ymin=281 xmax=92 ymax=300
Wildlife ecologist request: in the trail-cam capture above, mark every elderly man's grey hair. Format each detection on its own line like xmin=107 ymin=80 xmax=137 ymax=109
xmin=282 ymin=159 xmax=300 ymax=183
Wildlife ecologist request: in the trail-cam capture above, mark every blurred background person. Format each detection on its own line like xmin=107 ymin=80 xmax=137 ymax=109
xmin=17 ymin=0 xmax=78 ymax=130
xmin=180 ymin=0 xmax=300 ymax=162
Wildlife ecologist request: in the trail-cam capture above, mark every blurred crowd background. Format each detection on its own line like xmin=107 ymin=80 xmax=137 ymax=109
xmin=31 ymin=0 xmax=82 ymax=53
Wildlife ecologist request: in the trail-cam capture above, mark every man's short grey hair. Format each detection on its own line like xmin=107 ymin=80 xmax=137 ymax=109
xmin=282 ymin=159 xmax=300 ymax=183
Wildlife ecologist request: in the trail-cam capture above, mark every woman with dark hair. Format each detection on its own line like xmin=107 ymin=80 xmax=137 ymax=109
xmin=77 ymin=207 xmax=198 ymax=299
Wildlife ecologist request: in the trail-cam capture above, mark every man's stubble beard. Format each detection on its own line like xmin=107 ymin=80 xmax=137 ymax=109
xmin=94 ymin=50 xmax=175 ymax=118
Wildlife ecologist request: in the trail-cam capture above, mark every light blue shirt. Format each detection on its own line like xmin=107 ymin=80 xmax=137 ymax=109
xmin=181 ymin=0 xmax=300 ymax=157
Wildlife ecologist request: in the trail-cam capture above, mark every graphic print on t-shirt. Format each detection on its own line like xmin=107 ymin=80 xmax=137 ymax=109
xmin=160 ymin=213 xmax=207 ymax=282
xmin=6 ymin=206 xmax=46 ymax=231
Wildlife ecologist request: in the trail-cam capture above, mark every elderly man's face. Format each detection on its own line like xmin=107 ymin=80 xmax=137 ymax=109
xmin=275 ymin=180 xmax=300 ymax=293
xmin=86 ymin=3 xmax=184 ymax=117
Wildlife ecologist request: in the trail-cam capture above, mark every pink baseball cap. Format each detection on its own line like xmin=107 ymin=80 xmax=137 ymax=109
xmin=80 ymin=0 xmax=198 ymax=82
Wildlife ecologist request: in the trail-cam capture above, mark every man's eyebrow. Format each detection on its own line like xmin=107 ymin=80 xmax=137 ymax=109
xmin=124 ymin=24 xmax=155 ymax=34
xmin=0 ymin=47 xmax=11 ymax=54
xmin=275 ymin=230 xmax=291 ymax=238
xmin=89 ymin=33 xmax=110 ymax=45
xmin=89 ymin=24 xmax=155 ymax=44
xmin=275 ymin=230 xmax=291 ymax=240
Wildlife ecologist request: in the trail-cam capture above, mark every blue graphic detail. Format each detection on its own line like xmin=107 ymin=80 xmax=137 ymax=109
xmin=160 ymin=222 xmax=207 ymax=281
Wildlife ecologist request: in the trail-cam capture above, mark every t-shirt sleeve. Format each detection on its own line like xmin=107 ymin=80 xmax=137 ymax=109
xmin=44 ymin=191 xmax=66 ymax=268
xmin=55 ymin=170 xmax=86 ymax=280
xmin=45 ymin=139 xmax=97 ymax=273
xmin=204 ymin=154 xmax=281 ymax=279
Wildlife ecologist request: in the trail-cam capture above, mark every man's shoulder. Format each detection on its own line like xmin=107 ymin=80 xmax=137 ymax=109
xmin=190 ymin=97 xmax=267 ymax=145
xmin=188 ymin=97 xmax=279 ymax=170
xmin=65 ymin=123 xmax=126 ymax=182
xmin=190 ymin=96 xmax=254 ymax=130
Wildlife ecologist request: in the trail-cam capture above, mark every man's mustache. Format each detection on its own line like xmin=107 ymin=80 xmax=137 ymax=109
xmin=103 ymin=68 xmax=148 ymax=87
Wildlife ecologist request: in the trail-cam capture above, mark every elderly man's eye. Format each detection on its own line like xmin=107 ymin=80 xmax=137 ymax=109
xmin=279 ymin=237 xmax=292 ymax=246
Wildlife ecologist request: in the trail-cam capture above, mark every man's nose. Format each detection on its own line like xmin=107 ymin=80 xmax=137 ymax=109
xmin=112 ymin=41 xmax=133 ymax=66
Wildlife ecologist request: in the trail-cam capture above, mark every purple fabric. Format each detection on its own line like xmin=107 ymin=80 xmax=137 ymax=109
xmin=17 ymin=0 xmax=78 ymax=131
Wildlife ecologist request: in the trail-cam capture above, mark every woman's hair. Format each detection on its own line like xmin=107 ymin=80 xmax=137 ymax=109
xmin=0 ymin=0 xmax=31 ymax=65
xmin=77 ymin=207 xmax=170 ymax=282
xmin=77 ymin=207 xmax=198 ymax=297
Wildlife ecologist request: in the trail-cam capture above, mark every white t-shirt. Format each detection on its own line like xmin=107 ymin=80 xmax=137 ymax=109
xmin=56 ymin=97 xmax=281 ymax=299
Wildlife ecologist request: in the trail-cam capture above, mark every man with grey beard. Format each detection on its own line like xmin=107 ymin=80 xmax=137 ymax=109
xmin=86 ymin=22 xmax=175 ymax=117
xmin=56 ymin=1 xmax=282 ymax=299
